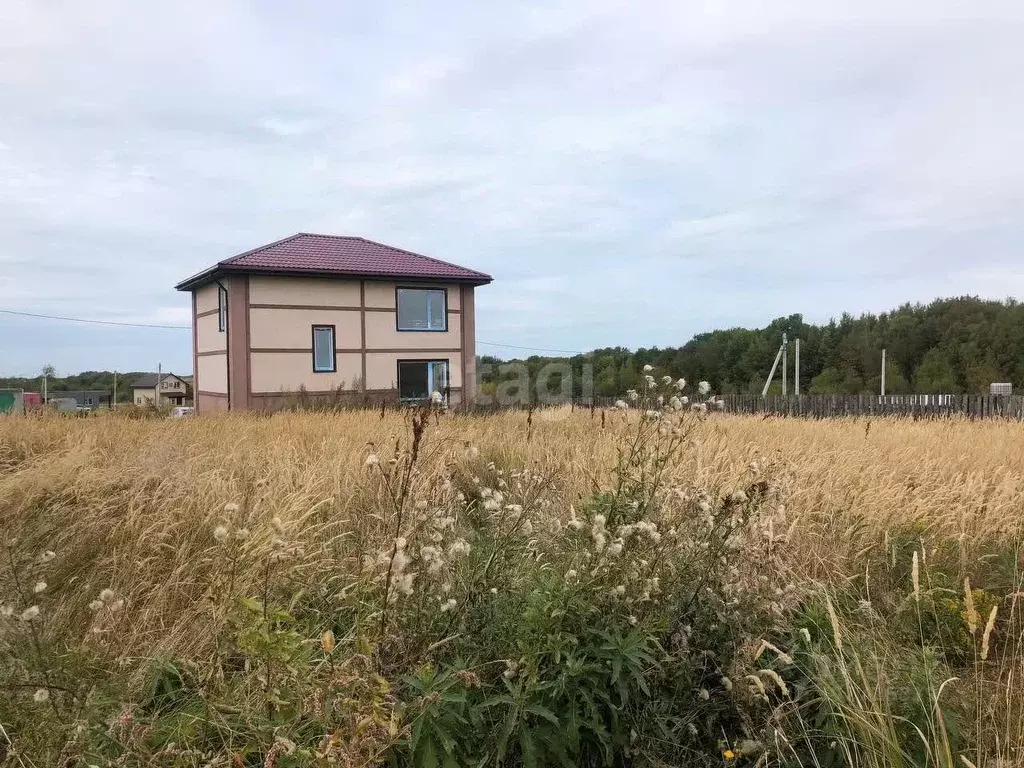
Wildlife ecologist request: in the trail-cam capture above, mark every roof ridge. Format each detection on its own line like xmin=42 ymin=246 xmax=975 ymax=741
xmin=220 ymin=233 xmax=306 ymax=266
xmin=351 ymin=235 xmax=491 ymax=279
xmin=177 ymin=233 xmax=492 ymax=291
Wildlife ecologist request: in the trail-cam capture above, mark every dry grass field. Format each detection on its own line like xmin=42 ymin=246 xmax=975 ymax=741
xmin=2 ymin=406 xmax=1023 ymax=766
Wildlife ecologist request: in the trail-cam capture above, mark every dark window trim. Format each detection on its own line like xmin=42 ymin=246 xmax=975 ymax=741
xmin=311 ymin=324 xmax=337 ymax=373
xmin=396 ymin=358 xmax=451 ymax=402
xmin=395 ymin=286 xmax=448 ymax=332
xmin=217 ymin=285 xmax=228 ymax=332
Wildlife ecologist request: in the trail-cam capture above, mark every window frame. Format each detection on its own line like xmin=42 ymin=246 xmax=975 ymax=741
xmin=217 ymin=285 xmax=228 ymax=332
xmin=397 ymin=359 xmax=450 ymax=402
xmin=395 ymin=286 xmax=448 ymax=332
xmin=311 ymin=324 xmax=337 ymax=373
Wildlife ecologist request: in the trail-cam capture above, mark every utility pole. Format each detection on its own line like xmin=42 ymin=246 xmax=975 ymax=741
xmin=881 ymin=349 xmax=886 ymax=397
xmin=782 ymin=333 xmax=788 ymax=396
xmin=113 ymin=371 xmax=118 ymax=410
xmin=795 ymin=338 xmax=800 ymax=395
xmin=41 ymin=364 xmax=55 ymax=404
xmin=761 ymin=334 xmax=788 ymax=397
xmin=156 ymin=363 xmax=162 ymax=409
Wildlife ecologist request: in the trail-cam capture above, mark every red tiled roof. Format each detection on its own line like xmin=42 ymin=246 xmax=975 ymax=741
xmin=175 ymin=234 xmax=492 ymax=290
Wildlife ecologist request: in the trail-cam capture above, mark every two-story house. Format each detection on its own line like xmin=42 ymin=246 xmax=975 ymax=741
xmin=131 ymin=372 xmax=192 ymax=406
xmin=175 ymin=234 xmax=492 ymax=412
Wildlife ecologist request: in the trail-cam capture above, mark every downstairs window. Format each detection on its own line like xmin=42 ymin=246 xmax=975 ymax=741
xmin=398 ymin=360 xmax=449 ymax=401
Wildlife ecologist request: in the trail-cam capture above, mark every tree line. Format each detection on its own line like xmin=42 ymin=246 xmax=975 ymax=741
xmin=0 ymin=371 xmax=149 ymax=402
xmin=3 ymin=297 xmax=1019 ymax=402
xmin=479 ymin=296 xmax=1024 ymax=399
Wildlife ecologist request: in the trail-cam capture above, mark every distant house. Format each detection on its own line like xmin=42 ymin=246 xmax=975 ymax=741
xmin=132 ymin=373 xmax=192 ymax=406
xmin=50 ymin=390 xmax=111 ymax=409
xmin=174 ymin=234 xmax=492 ymax=412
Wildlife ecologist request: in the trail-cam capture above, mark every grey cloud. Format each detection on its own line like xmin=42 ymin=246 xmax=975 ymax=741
xmin=1 ymin=0 xmax=1023 ymax=374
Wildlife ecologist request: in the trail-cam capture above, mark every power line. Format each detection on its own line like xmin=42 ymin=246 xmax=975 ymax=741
xmin=477 ymin=340 xmax=585 ymax=356
xmin=0 ymin=308 xmax=189 ymax=330
xmin=1 ymin=307 xmax=586 ymax=355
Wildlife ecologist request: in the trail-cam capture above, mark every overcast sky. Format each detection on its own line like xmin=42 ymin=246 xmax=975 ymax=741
xmin=2 ymin=1 xmax=1023 ymax=376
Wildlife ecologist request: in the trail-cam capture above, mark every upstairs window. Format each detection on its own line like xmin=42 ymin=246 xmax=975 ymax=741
xmin=312 ymin=325 xmax=336 ymax=373
xmin=398 ymin=360 xmax=449 ymax=402
xmin=397 ymin=288 xmax=446 ymax=331
xmin=218 ymin=285 xmax=228 ymax=332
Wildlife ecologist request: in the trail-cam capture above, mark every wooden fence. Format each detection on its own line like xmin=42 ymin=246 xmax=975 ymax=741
xmin=565 ymin=394 xmax=1024 ymax=420
xmin=713 ymin=394 xmax=1024 ymax=420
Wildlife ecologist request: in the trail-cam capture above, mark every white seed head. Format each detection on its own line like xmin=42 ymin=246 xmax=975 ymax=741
xmin=20 ymin=605 xmax=40 ymax=622
xmin=698 ymin=380 xmax=711 ymax=395
xmin=33 ymin=581 xmax=47 ymax=594
xmin=99 ymin=588 xmax=116 ymax=603
xmin=33 ymin=688 xmax=49 ymax=703
xmin=643 ymin=364 xmax=653 ymax=372
xmin=213 ymin=525 xmax=230 ymax=542
xmin=364 ymin=454 xmax=380 ymax=467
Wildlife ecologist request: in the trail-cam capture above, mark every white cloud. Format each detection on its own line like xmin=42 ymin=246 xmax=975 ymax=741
xmin=1 ymin=0 xmax=1023 ymax=374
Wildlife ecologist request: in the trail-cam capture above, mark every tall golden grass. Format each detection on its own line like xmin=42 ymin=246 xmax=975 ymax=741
xmin=2 ymin=410 xmax=1023 ymax=659
xmin=2 ymin=409 xmax=1023 ymax=765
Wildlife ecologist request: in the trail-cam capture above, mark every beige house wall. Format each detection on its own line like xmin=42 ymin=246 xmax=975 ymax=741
xmin=363 ymin=281 xmax=396 ymax=308
xmin=250 ymin=352 xmax=362 ymax=393
xmin=195 ymin=283 xmax=220 ymax=314
xmin=249 ymin=307 xmax=361 ymax=350
xmin=198 ymin=393 xmax=229 ymax=412
xmin=133 ymin=387 xmax=155 ymax=404
xmin=133 ymin=386 xmax=189 ymax=405
xmin=363 ymin=310 xmax=462 ymax=350
xmin=363 ymin=282 xmax=461 ymax=310
xmin=190 ymin=275 xmax=479 ymax=409
xmin=197 ymin=313 xmax=226 ymax=353
xmin=197 ymin=354 xmax=228 ymax=394
xmin=249 ymin=275 xmax=360 ymax=307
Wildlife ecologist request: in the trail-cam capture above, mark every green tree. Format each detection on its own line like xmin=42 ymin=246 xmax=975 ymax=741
xmin=914 ymin=349 xmax=958 ymax=393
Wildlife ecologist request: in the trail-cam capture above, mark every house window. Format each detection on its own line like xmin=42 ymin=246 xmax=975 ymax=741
xmin=312 ymin=325 xmax=336 ymax=372
xmin=218 ymin=285 xmax=228 ymax=332
xmin=396 ymin=288 xmax=447 ymax=331
xmin=398 ymin=360 xmax=449 ymax=401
